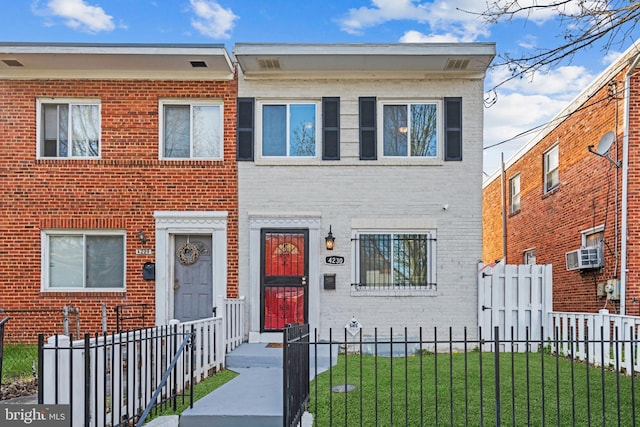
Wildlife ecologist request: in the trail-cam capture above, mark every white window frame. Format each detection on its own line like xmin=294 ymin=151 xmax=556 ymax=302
xmin=509 ymin=174 xmax=521 ymax=214
xmin=36 ymin=98 xmax=102 ymax=159
xmin=523 ymin=247 xmax=536 ymax=265
xmin=41 ymin=229 xmax=126 ymax=291
xmin=544 ymin=144 xmax=559 ymax=193
xmin=378 ymin=99 xmax=442 ymax=159
xmin=352 ymin=228 xmax=437 ymax=296
xmin=256 ymin=99 xmax=320 ymax=159
xmin=159 ymin=99 xmax=224 ymax=160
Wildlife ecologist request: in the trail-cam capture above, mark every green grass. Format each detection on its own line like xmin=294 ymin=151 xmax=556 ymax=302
xmin=144 ymin=369 xmax=238 ymax=423
xmin=309 ymin=352 xmax=638 ymax=426
xmin=1 ymin=343 xmax=38 ymax=382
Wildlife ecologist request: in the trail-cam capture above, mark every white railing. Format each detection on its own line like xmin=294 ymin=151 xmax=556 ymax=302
xmin=549 ymin=310 xmax=640 ymax=375
xmin=40 ymin=296 xmax=245 ymax=427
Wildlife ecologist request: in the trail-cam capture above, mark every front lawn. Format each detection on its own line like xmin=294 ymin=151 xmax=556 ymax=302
xmin=310 ymin=351 xmax=637 ymax=426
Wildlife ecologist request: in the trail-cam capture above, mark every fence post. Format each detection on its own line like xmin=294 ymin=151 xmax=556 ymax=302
xmin=494 ymin=326 xmax=501 ymax=426
xmin=0 ymin=317 xmax=8 ymax=400
xmin=216 ymin=295 xmax=226 ymax=351
xmin=37 ymin=334 xmax=44 ymax=404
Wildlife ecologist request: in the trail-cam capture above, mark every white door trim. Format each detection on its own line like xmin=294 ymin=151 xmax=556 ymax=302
xmin=248 ymin=212 xmax=321 ymax=343
xmin=154 ymin=211 xmax=228 ymax=325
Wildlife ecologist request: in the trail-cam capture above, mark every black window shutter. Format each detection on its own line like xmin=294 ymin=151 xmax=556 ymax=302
xmin=236 ymin=97 xmax=254 ymax=161
xmin=322 ymin=97 xmax=340 ymax=160
xmin=359 ymin=97 xmax=377 ymax=160
xmin=444 ymin=97 xmax=462 ymax=161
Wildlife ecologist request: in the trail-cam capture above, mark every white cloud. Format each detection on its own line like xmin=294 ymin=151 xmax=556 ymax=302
xmin=400 ymin=30 xmax=463 ymax=43
xmin=41 ymin=0 xmax=114 ymax=33
xmin=338 ymin=0 xmax=489 ymax=40
xmin=190 ymin=0 xmax=237 ymax=39
xmin=483 ymin=64 xmax=595 ymax=174
xmin=602 ymin=50 xmax=623 ymax=66
xmin=488 ymin=64 xmax=595 ymax=97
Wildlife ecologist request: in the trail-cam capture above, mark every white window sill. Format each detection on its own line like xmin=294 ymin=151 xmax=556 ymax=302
xmin=350 ymin=287 xmax=437 ymax=297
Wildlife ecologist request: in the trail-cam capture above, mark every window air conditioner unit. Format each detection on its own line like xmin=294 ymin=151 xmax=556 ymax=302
xmin=565 ymin=247 xmax=602 ymax=271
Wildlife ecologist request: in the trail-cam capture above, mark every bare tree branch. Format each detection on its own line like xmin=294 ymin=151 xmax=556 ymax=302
xmin=463 ymin=1 xmax=640 ymax=96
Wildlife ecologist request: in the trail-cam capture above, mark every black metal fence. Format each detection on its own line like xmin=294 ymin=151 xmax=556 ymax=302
xmin=285 ymin=325 xmax=639 ymax=427
xmin=0 ymin=317 xmax=8 ymax=397
xmin=284 ymin=323 xmax=310 ymax=426
xmin=38 ymin=324 xmax=196 ymax=427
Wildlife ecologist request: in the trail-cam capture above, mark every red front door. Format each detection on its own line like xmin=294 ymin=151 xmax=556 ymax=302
xmin=261 ymin=229 xmax=308 ymax=331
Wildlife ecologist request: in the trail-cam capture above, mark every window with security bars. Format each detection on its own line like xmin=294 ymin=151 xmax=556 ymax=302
xmin=356 ymin=233 xmax=435 ymax=289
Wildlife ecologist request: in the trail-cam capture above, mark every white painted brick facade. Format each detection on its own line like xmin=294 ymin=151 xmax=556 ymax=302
xmin=238 ymin=72 xmax=485 ymax=340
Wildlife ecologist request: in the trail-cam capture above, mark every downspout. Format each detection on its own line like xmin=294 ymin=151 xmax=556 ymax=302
xmin=620 ymin=53 xmax=640 ymax=315
xmin=501 ymin=152 xmax=507 ymax=262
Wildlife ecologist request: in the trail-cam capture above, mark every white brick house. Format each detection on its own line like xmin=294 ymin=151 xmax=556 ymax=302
xmin=234 ymin=43 xmax=495 ymax=342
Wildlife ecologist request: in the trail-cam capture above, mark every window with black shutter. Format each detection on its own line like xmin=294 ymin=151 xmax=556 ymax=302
xmin=359 ymin=97 xmax=377 ymax=160
xmin=322 ymin=97 xmax=340 ymax=160
xmin=444 ymin=97 xmax=462 ymax=161
xmin=237 ymin=97 xmax=254 ymax=161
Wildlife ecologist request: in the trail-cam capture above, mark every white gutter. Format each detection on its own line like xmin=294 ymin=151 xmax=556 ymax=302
xmin=620 ymin=53 xmax=640 ymax=315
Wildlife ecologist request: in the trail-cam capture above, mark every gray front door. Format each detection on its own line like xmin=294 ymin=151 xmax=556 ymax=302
xmin=174 ymin=235 xmax=213 ymax=322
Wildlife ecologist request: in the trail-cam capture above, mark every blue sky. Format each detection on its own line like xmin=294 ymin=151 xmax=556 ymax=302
xmin=2 ymin=0 xmax=639 ymax=175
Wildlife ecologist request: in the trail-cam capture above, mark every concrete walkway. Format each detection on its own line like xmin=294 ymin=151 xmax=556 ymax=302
xmin=179 ymin=342 xmax=337 ymax=427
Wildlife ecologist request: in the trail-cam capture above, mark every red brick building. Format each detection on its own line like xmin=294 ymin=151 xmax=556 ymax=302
xmin=0 ymin=43 xmax=238 ymax=340
xmin=483 ymin=42 xmax=640 ymax=316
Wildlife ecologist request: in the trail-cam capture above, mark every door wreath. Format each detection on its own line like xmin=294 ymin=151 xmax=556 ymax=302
xmin=177 ymin=242 xmax=200 ymax=265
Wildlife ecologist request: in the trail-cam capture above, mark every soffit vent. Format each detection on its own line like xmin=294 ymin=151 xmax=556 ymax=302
xmin=257 ymin=58 xmax=281 ymax=70
xmin=190 ymin=60 xmax=208 ymax=68
xmin=445 ymin=58 xmax=470 ymax=71
xmin=2 ymin=59 xmax=23 ymax=67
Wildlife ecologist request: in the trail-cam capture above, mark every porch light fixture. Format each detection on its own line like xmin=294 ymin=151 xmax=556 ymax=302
xmin=137 ymin=230 xmax=147 ymax=245
xmin=325 ymin=225 xmax=335 ymax=250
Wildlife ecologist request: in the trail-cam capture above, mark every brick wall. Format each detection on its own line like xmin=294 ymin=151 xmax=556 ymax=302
xmin=0 ymin=79 xmax=238 ymax=341
xmin=482 ymin=67 xmax=638 ymax=314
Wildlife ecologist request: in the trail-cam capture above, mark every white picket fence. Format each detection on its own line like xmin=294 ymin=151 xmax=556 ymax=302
xmin=549 ymin=310 xmax=640 ymax=374
xmin=478 ymin=263 xmax=640 ymax=374
xmin=40 ymin=296 xmax=245 ymax=427
xmin=478 ymin=262 xmax=553 ymax=349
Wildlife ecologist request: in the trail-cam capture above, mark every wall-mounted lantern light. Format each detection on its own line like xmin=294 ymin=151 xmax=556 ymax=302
xmin=325 ymin=225 xmax=335 ymax=251
xmin=137 ymin=230 xmax=147 ymax=245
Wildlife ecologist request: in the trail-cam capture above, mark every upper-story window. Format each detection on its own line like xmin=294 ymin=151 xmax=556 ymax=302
xmin=160 ymin=100 xmax=223 ymax=160
xmin=381 ymin=101 xmax=440 ymax=158
xmin=38 ymin=99 xmax=101 ymax=158
xmin=260 ymin=102 xmax=318 ymax=157
xmin=544 ymin=144 xmax=559 ymax=193
xmin=509 ymin=174 xmax=521 ymax=214
xmin=42 ymin=230 xmax=125 ymax=290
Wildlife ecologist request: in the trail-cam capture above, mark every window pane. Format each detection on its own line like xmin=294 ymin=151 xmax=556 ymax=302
xmin=71 ymin=105 xmax=99 ymax=157
xmin=193 ymin=105 xmax=221 ymax=158
xmin=359 ymin=234 xmax=391 ymax=286
xmin=49 ymin=236 xmax=83 ymax=288
xmin=164 ymin=105 xmax=190 ymax=158
xmin=410 ymin=104 xmax=437 ymax=157
xmin=59 ymin=105 xmax=68 ymax=157
xmin=585 ymin=231 xmax=604 ymax=247
xmin=394 ymin=234 xmax=429 ymax=286
xmin=289 ymin=104 xmax=316 ymax=156
xmin=86 ymin=235 xmax=124 ymax=288
xmin=383 ymin=105 xmax=407 ymax=156
xmin=263 ymin=105 xmax=286 ymax=156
